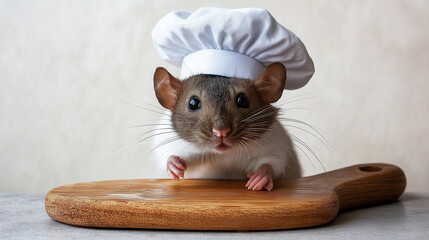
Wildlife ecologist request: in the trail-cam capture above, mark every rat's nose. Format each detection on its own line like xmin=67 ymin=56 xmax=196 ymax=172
xmin=212 ymin=127 xmax=231 ymax=137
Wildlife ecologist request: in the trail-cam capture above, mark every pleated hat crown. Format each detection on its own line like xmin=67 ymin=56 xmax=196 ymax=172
xmin=152 ymin=7 xmax=314 ymax=90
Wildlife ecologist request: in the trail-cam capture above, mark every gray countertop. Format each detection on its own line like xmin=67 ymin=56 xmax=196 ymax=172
xmin=1 ymin=192 xmax=428 ymax=240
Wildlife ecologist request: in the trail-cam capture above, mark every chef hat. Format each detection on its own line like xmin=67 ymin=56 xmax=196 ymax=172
xmin=152 ymin=7 xmax=314 ymax=90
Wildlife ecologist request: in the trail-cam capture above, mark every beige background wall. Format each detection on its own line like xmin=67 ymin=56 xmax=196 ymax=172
xmin=1 ymin=0 xmax=428 ymax=193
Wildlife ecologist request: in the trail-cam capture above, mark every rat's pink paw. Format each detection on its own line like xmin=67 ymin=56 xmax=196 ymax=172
xmin=167 ymin=155 xmax=187 ymax=180
xmin=245 ymin=164 xmax=274 ymax=191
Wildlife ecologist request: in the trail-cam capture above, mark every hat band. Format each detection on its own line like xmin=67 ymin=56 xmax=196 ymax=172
xmin=180 ymin=49 xmax=265 ymax=80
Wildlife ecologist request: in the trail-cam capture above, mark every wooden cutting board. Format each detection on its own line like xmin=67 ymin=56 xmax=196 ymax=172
xmin=45 ymin=163 xmax=406 ymax=230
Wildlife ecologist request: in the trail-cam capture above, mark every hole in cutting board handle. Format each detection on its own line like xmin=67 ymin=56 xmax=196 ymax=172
xmin=359 ymin=166 xmax=382 ymax=172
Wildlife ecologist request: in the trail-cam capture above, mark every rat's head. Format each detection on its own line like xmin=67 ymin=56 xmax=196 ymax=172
xmin=153 ymin=63 xmax=286 ymax=154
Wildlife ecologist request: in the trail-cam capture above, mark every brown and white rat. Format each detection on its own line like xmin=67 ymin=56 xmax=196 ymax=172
xmin=151 ymin=62 xmax=301 ymax=191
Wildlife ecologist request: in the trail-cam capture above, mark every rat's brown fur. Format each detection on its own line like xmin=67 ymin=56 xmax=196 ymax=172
xmin=171 ymin=74 xmax=278 ymax=150
xmin=152 ymin=63 xmax=301 ymax=190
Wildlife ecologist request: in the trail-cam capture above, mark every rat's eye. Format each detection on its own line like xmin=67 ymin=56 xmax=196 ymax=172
xmin=236 ymin=93 xmax=249 ymax=108
xmin=188 ymin=96 xmax=201 ymax=112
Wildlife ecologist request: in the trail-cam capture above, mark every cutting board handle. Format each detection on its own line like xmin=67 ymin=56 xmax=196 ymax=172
xmin=321 ymin=163 xmax=406 ymax=211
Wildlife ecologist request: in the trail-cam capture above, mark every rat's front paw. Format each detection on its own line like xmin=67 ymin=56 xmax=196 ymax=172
xmin=167 ymin=155 xmax=187 ymax=180
xmin=245 ymin=164 xmax=274 ymax=191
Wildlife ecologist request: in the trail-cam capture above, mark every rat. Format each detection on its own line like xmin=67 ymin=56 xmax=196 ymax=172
xmin=151 ymin=62 xmax=301 ymax=191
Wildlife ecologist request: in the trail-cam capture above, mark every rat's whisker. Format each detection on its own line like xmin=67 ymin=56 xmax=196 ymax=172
xmin=128 ymin=136 xmax=182 ymax=188
xmin=246 ymin=121 xmax=271 ymax=127
xmin=281 ymin=124 xmax=331 ymax=151
xmin=137 ymin=127 xmax=174 ymax=139
xmin=108 ymin=140 xmax=138 ymax=179
xmin=279 ymin=94 xmax=321 ymax=106
xmin=109 ymin=133 xmax=176 ymax=180
xmin=151 ymin=136 xmax=182 ymax=154
xmin=241 ymin=105 xmax=273 ymax=123
xmin=244 ymin=127 xmax=273 ymax=135
xmin=92 ymin=120 xmax=172 ymax=135
xmin=241 ymin=131 xmax=265 ymax=138
xmin=107 ymin=142 xmax=139 ymax=158
xmin=247 ymin=126 xmax=321 ymax=163
xmin=288 ymin=133 xmax=326 ymax=174
xmin=233 ymin=141 xmax=243 ymax=167
xmin=254 ymin=135 xmax=300 ymax=179
xmin=201 ymin=144 xmax=207 ymax=165
xmin=121 ymin=94 xmax=166 ymax=112
xmin=281 ymin=92 xmax=321 ymax=102
xmin=242 ymin=111 xmax=275 ymax=124
xmin=241 ymin=136 xmax=266 ymax=153
xmin=241 ymin=105 xmax=278 ymax=122
xmin=146 ymin=136 xmax=183 ymax=169
xmin=135 ymin=131 xmax=177 ymax=145
xmin=197 ymin=143 xmax=204 ymax=165
xmin=240 ymin=137 xmax=259 ymax=160
xmin=107 ymin=129 xmax=174 ymax=158
xmin=152 ymin=141 xmax=190 ymax=174
xmin=278 ymin=117 xmax=332 ymax=149
xmin=290 ymin=139 xmax=322 ymax=186
xmin=245 ymin=126 xmax=327 ymax=175
xmin=127 ymin=123 xmax=172 ymax=129
xmin=238 ymin=141 xmax=247 ymax=171
xmin=108 ymin=132 xmax=177 ymax=180
xmin=237 ymin=139 xmax=251 ymax=163
xmin=243 ymin=111 xmax=278 ymax=123
xmin=113 ymin=96 xmax=170 ymax=116
xmin=290 ymin=133 xmax=330 ymax=186
xmin=278 ymin=107 xmax=316 ymax=113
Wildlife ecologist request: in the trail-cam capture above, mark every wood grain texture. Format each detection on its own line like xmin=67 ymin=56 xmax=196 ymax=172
xmin=45 ymin=163 xmax=406 ymax=230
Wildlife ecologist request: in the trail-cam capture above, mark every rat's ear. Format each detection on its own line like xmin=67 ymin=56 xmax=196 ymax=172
xmin=254 ymin=62 xmax=286 ymax=103
xmin=153 ymin=67 xmax=182 ymax=110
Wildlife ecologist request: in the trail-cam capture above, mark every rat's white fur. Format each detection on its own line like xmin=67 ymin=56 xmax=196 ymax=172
xmin=152 ymin=113 xmax=301 ymax=180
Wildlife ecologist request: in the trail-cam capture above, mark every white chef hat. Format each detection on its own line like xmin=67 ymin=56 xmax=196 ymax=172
xmin=152 ymin=7 xmax=314 ymax=90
